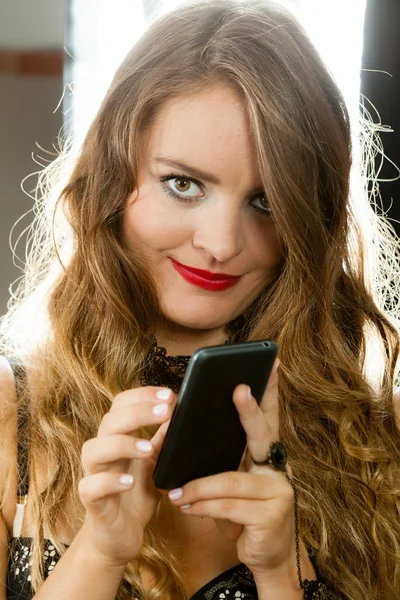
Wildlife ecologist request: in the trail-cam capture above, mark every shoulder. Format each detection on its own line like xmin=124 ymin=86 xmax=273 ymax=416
xmin=0 ymin=355 xmax=18 ymax=440
xmin=0 ymin=356 xmax=18 ymax=414
xmin=0 ymin=357 xmax=18 ymax=502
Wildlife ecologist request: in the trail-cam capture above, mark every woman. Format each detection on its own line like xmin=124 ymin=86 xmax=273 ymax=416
xmin=0 ymin=0 xmax=399 ymax=598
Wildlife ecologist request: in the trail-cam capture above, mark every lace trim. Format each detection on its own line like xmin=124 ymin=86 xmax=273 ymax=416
xmin=140 ymin=339 xmax=191 ymax=393
xmin=140 ymin=315 xmax=246 ymax=393
xmin=303 ymin=578 xmax=341 ymax=599
xmin=190 ymin=563 xmax=256 ymax=599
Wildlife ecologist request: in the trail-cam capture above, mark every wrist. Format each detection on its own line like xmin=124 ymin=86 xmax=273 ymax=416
xmin=73 ymin=527 xmax=129 ymax=576
xmin=251 ymin=564 xmax=303 ymax=599
xmin=250 ymin=541 xmax=316 ymax=599
xmin=254 ymin=581 xmax=303 ymax=600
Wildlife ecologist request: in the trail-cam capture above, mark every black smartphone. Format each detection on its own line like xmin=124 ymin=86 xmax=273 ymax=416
xmin=152 ymin=339 xmax=278 ymax=490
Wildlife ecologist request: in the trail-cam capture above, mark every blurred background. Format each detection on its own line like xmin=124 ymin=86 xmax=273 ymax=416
xmin=0 ymin=0 xmax=399 ymax=316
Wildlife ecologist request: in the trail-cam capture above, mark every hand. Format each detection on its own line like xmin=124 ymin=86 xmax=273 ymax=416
xmin=167 ymin=360 xmax=300 ymax=581
xmin=77 ymin=386 xmax=176 ymax=568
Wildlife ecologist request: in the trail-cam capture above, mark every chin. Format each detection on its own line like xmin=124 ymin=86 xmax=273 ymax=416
xmin=158 ymin=292 xmax=252 ymax=333
xmin=160 ymin=304 xmax=233 ymax=332
xmin=165 ymin=315 xmax=227 ymax=332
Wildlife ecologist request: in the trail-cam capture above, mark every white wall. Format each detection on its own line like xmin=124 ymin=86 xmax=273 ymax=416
xmin=0 ymin=0 xmax=66 ymax=49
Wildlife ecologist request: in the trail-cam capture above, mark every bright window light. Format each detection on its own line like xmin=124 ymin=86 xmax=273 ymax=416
xmin=68 ymin=0 xmax=145 ymax=148
xmin=69 ymin=0 xmax=366 ymax=148
xmin=295 ymin=0 xmax=366 ymax=136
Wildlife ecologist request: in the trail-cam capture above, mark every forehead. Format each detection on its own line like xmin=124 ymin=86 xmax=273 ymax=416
xmin=139 ymin=84 xmax=261 ymax=181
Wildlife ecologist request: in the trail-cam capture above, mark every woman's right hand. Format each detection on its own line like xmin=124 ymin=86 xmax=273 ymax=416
xmin=77 ymin=386 xmax=176 ymax=568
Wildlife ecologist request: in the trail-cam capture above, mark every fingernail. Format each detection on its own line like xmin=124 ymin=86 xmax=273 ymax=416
xmin=247 ymin=386 xmax=252 ymax=400
xmin=152 ymin=403 xmax=169 ymax=416
xmin=181 ymin=504 xmax=192 ymax=510
xmin=119 ymin=474 xmax=134 ymax=486
xmin=135 ymin=440 xmax=153 ymax=453
xmin=168 ymin=488 xmax=183 ymax=500
xmin=275 ymin=359 xmax=280 ymax=372
xmin=155 ymin=388 xmax=172 ymax=401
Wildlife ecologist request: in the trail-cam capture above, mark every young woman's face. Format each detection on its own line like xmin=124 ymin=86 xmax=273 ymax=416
xmin=123 ymin=84 xmax=283 ymax=332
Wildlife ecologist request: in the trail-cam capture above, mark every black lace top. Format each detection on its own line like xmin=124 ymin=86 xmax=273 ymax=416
xmin=5 ymin=356 xmax=339 ymax=599
xmin=7 ymin=536 xmax=258 ymax=599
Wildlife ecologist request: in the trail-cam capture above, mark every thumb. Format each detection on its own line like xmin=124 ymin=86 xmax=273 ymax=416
xmin=133 ymin=419 xmax=172 ymax=502
xmin=150 ymin=418 xmax=171 ymax=461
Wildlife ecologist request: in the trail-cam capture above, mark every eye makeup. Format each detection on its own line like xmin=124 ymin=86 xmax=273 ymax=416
xmin=159 ymin=172 xmax=271 ymax=215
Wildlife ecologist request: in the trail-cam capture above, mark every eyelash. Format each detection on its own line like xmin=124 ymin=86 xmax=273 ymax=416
xmin=159 ymin=172 xmax=271 ymax=216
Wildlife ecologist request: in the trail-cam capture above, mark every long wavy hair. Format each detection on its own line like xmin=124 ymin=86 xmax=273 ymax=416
xmin=1 ymin=1 xmax=400 ymax=598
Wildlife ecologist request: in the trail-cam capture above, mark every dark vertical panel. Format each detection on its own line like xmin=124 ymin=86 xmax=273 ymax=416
xmin=361 ymin=0 xmax=400 ymax=236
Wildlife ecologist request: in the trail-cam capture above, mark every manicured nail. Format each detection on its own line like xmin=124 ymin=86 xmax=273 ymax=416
xmin=155 ymin=388 xmax=172 ymax=401
xmin=181 ymin=504 xmax=192 ymax=510
xmin=152 ymin=403 xmax=169 ymax=416
xmin=275 ymin=359 xmax=280 ymax=372
xmin=168 ymin=488 xmax=183 ymax=500
xmin=247 ymin=386 xmax=252 ymax=400
xmin=135 ymin=440 xmax=153 ymax=453
xmin=119 ymin=474 xmax=134 ymax=486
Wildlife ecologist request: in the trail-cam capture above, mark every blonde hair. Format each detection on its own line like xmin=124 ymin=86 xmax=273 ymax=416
xmin=1 ymin=1 xmax=400 ymax=598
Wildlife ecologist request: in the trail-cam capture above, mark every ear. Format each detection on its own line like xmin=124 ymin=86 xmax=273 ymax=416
xmin=126 ymin=188 xmax=139 ymax=207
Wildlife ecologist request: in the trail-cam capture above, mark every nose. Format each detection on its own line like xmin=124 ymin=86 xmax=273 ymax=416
xmin=192 ymin=199 xmax=245 ymax=264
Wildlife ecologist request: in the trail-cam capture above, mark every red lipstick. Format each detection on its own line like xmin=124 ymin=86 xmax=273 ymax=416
xmin=170 ymin=258 xmax=241 ymax=291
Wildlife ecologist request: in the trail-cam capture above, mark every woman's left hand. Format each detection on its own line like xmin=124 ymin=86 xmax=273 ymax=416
xmin=167 ymin=359 xmax=299 ymax=581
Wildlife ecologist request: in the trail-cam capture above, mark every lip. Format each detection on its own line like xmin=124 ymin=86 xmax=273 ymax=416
xmin=170 ymin=258 xmax=241 ymax=291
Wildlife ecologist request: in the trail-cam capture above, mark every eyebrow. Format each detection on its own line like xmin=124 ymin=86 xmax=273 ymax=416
xmin=151 ymin=157 xmax=221 ymax=185
xmin=151 ymin=156 xmax=264 ymax=194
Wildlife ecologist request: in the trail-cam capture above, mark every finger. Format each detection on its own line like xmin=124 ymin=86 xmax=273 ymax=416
xmin=137 ymin=418 xmax=173 ymax=487
xmin=111 ymin=387 xmax=175 ymax=411
xmin=78 ymin=471 xmax=135 ymax=509
xmin=259 ymin=358 xmax=280 ymax=415
xmin=232 ymin=359 xmax=280 ymax=462
xmin=232 ymin=384 xmax=271 ymax=455
xmin=82 ymin=434 xmax=156 ymax=476
xmin=150 ymin=418 xmax=171 ymax=458
xmin=177 ymin=497 xmax=287 ymax=527
xmin=98 ymin=400 xmax=173 ymax=437
xmin=168 ymin=470 xmax=291 ymax=506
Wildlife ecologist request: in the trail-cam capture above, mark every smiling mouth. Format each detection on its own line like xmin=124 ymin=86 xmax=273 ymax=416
xmin=170 ymin=258 xmax=241 ymax=291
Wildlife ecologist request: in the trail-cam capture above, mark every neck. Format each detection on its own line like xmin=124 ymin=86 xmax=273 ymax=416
xmin=154 ymin=324 xmax=230 ymax=356
xmin=153 ymin=495 xmax=239 ymax=566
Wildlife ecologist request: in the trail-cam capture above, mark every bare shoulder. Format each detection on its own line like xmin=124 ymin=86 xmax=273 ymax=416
xmin=0 ymin=356 xmax=18 ymax=411
xmin=0 ymin=356 xmax=18 ymax=435
xmin=0 ymin=357 xmax=16 ymax=598
xmin=0 ymin=356 xmax=18 ymax=492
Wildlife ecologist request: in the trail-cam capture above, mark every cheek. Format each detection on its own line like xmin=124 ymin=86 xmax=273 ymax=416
xmin=123 ymin=194 xmax=188 ymax=250
xmin=251 ymin=221 xmax=283 ymax=270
